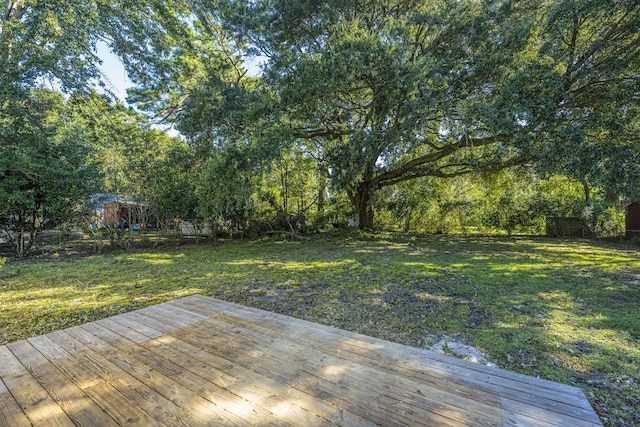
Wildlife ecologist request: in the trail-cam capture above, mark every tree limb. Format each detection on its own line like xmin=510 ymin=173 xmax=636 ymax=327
xmin=372 ymin=134 xmax=510 ymax=187
xmin=378 ymin=153 xmax=539 ymax=188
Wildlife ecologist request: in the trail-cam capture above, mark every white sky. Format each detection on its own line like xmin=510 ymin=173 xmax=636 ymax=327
xmin=96 ymin=42 xmax=132 ymax=104
xmin=95 ymin=42 xmax=264 ymax=106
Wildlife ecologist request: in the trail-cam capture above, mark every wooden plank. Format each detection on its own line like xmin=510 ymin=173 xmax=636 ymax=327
xmin=0 ymin=345 xmax=75 ymax=427
xmin=182 ymin=297 xmax=601 ymax=425
xmin=118 ymin=309 xmax=180 ymax=334
xmin=0 ymin=295 xmax=603 ymax=427
xmin=95 ymin=317 xmax=152 ymax=344
xmin=205 ymin=316 xmax=523 ymax=425
xmin=175 ymin=298 xmax=494 ymax=400
xmin=193 ymin=313 xmax=588 ymax=427
xmin=213 ymin=311 xmax=535 ymax=405
xmin=6 ymin=339 xmax=119 ymax=427
xmin=190 ymin=295 xmax=582 ymax=395
xmin=0 ymin=376 xmax=31 ymax=427
xmin=178 ymin=302 xmax=595 ymax=425
xmin=223 ymin=298 xmax=601 ymax=425
xmin=108 ymin=312 xmax=165 ymax=339
xmin=134 ymin=307 xmax=192 ymax=329
xmin=95 ymin=312 xmax=369 ymax=426
xmin=170 ymin=315 xmax=499 ymax=426
xmin=80 ymin=321 xmax=293 ymax=426
xmin=147 ymin=302 xmax=209 ymax=324
xmin=47 ymin=328 xmax=205 ymax=427
xmin=148 ymin=331 xmax=378 ymax=427
xmin=27 ymin=334 xmax=160 ymax=425
xmin=61 ymin=324 xmax=250 ymax=427
xmin=137 ymin=302 xmax=207 ymax=329
xmin=175 ymin=331 xmax=454 ymax=426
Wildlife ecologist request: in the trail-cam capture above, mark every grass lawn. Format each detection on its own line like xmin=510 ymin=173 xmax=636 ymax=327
xmin=1 ymin=233 xmax=639 ymax=426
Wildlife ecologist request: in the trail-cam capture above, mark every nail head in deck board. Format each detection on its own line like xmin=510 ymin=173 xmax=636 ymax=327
xmin=1 ymin=295 xmax=603 ymax=426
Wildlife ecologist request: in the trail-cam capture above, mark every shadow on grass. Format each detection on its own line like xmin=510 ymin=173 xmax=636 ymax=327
xmin=1 ymin=235 xmax=638 ymax=425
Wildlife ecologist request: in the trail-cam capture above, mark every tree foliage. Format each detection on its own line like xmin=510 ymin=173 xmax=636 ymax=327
xmin=2 ymin=0 xmax=636 ymax=248
xmin=196 ymin=144 xmax=259 ymax=233
xmin=124 ymin=0 xmax=638 ymax=229
xmin=0 ymin=0 xmax=190 ymax=254
xmin=65 ymin=92 xmax=199 ymax=234
xmin=0 ymin=90 xmax=99 ymax=255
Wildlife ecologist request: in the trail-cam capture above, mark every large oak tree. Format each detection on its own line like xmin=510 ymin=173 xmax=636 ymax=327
xmin=118 ymin=0 xmax=640 ymax=229
xmin=228 ymin=0 xmax=639 ymax=228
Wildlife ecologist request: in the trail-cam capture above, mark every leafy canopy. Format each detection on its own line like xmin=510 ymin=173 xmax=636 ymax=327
xmin=122 ymin=0 xmax=638 ymax=228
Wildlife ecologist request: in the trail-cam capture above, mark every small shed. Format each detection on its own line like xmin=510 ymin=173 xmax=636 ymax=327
xmin=104 ymin=200 xmax=150 ymax=228
xmin=626 ymin=202 xmax=640 ymax=238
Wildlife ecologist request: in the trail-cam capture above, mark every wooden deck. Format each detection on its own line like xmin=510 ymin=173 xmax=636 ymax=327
xmin=1 ymin=295 xmax=602 ymax=426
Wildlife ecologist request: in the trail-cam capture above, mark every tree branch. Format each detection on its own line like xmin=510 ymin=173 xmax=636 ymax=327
xmin=291 ymin=126 xmax=352 ymax=139
xmin=372 ymin=134 xmax=510 ymax=187
xmin=1 ymin=0 xmax=26 ymax=62
xmin=378 ymin=153 xmax=539 ymax=188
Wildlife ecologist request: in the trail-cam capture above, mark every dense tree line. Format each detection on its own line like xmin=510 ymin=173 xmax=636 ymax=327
xmin=0 ymin=0 xmax=192 ymax=254
xmin=1 ymin=0 xmax=638 ymax=254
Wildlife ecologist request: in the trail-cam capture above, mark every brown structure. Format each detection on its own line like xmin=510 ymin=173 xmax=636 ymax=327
xmin=103 ymin=200 xmax=149 ymax=227
xmin=626 ymin=202 xmax=640 ymax=237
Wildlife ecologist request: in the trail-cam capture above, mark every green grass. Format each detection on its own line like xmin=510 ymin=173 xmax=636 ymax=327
xmin=1 ymin=233 xmax=639 ymax=426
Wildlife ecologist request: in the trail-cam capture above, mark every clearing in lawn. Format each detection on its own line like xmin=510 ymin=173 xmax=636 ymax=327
xmin=1 ymin=233 xmax=638 ymax=426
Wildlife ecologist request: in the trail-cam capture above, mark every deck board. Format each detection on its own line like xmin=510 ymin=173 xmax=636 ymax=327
xmin=175 ymin=297 xmax=596 ymax=425
xmin=0 ymin=295 xmax=603 ymax=426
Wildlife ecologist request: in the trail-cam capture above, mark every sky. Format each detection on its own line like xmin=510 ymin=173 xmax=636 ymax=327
xmin=96 ymin=42 xmax=133 ymax=104
xmin=95 ymin=42 xmax=265 ymax=106
xmin=95 ymin=43 xmax=183 ymax=136
xmin=94 ymin=40 xmax=264 ymax=138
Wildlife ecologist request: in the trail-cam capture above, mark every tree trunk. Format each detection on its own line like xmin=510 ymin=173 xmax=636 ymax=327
xmin=352 ymin=183 xmax=375 ymax=230
xmin=317 ymin=181 xmax=326 ymax=218
xmin=17 ymin=227 xmax=25 ymax=257
xmin=315 ymin=156 xmax=330 ymax=222
xmin=582 ymin=181 xmax=590 ymax=204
